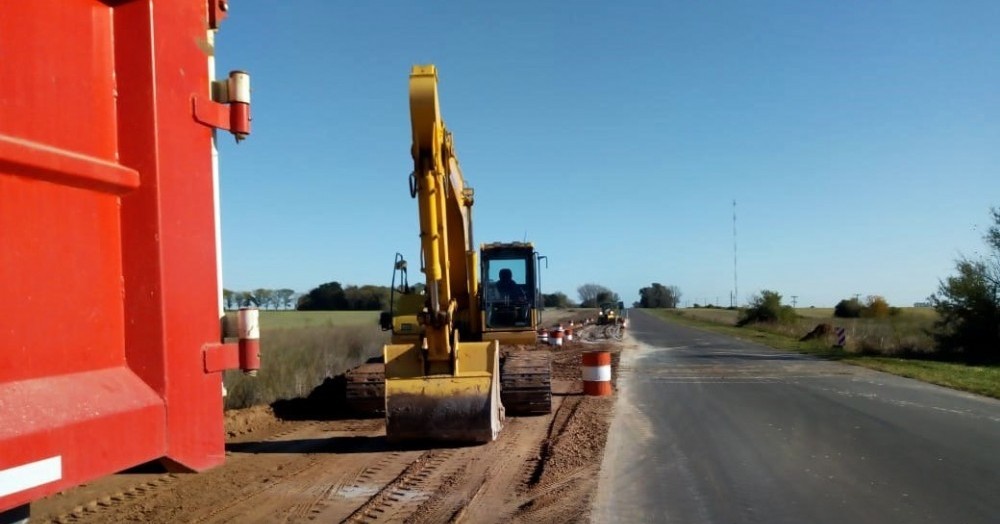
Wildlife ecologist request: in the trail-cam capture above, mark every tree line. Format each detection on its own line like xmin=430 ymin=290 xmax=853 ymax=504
xmin=223 ymin=288 xmax=296 ymax=310
xmin=296 ymin=282 xmax=393 ymax=311
xmin=223 ymin=283 xmax=393 ymax=311
xmin=226 ymin=282 xmax=631 ymax=312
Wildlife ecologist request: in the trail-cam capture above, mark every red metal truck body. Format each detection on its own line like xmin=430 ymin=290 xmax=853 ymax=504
xmin=0 ymin=0 xmax=248 ymax=512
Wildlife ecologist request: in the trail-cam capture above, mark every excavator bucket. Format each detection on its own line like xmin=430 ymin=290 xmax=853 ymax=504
xmin=383 ymin=340 xmax=503 ymax=444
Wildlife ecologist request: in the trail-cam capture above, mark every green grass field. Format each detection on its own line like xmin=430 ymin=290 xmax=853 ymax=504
xmin=649 ymin=309 xmax=999 ymax=399
xmin=225 ymin=309 xmax=380 ymax=331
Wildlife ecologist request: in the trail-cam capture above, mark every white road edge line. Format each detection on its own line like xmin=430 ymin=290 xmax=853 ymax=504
xmin=0 ymin=456 xmax=62 ymax=498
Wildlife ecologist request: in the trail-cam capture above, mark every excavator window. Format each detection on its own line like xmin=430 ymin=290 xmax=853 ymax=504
xmin=483 ymin=255 xmax=534 ymax=328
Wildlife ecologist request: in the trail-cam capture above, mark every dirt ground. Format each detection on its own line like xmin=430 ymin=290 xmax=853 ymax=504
xmin=30 ymin=324 xmax=624 ymax=524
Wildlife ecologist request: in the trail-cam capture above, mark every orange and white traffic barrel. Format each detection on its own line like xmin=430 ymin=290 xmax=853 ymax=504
xmin=582 ymin=351 xmax=612 ymax=396
xmin=537 ymin=328 xmax=549 ymax=345
xmin=565 ymin=327 xmax=574 ymax=342
xmin=238 ymin=307 xmax=260 ymax=375
xmin=550 ymin=325 xmax=564 ymax=347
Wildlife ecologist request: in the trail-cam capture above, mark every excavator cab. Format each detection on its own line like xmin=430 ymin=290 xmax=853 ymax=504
xmin=481 ymin=242 xmax=541 ymax=345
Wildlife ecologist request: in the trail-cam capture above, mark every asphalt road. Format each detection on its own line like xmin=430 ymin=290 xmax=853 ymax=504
xmin=594 ymin=310 xmax=1000 ymax=524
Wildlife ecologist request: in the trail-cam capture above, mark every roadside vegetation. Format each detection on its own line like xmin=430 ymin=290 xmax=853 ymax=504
xmin=221 ymin=310 xmax=387 ymax=409
xmin=219 ymin=307 xmax=591 ymax=410
xmin=634 ymin=208 xmax=1000 ymax=399
xmin=649 ymin=307 xmax=999 ymax=399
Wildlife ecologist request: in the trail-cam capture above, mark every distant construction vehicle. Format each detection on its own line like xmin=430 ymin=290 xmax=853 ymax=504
xmin=598 ymin=301 xmax=626 ymax=325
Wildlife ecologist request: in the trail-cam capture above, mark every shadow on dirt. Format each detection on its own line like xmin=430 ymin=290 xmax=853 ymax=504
xmin=269 ymin=375 xmax=357 ymax=421
xmin=226 ymin=435 xmax=478 ymax=455
xmin=120 ymin=461 xmax=170 ymax=474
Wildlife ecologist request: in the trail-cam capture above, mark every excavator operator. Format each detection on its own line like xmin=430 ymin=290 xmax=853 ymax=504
xmin=497 ymin=268 xmax=526 ymax=301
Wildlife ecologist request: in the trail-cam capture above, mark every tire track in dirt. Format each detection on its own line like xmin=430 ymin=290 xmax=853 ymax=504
xmin=408 ymin=409 xmax=556 ymax=524
xmin=185 ymin=419 xmax=412 ymax=524
xmin=291 ymin=448 xmax=430 ymax=523
xmin=343 ymin=447 xmax=470 ymax=523
xmin=31 ymin=329 xmax=625 ymax=524
xmin=34 ymin=419 xmax=379 ymax=524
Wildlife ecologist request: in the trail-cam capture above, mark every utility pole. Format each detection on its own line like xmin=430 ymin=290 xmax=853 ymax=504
xmin=733 ymin=199 xmax=738 ymax=308
xmin=791 ymin=295 xmax=798 ymax=308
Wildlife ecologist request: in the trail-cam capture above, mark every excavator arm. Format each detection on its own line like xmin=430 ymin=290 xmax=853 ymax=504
xmin=408 ymin=65 xmax=479 ymax=361
xmin=382 ymin=65 xmax=502 ymax=443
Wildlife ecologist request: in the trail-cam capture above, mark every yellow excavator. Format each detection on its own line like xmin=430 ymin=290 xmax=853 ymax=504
xmin=346 ymin=65 xmax=550 ymax=443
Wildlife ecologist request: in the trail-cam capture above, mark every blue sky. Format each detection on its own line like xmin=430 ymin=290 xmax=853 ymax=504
xmin=214 ymin=1 xmax=999 ymax=308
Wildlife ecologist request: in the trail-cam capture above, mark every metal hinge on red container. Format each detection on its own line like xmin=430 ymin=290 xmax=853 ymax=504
xmin=193 ymin=70 xmax=251 ymax=142
xmin=203 ymin=307 xmax=260 ymax=375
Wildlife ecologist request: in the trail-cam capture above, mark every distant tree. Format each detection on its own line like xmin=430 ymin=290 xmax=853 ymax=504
xmin=577 ymin=283 xmax=619 ymax=308
xmin=638 ymin=283 xmax=681 ymax=308
xmin=861 ymin=295 xmax=891 ymax=318
xmin=543 ymin=292 xmax=572 ymax=308
xmin=738 ymin=290 xmax=796 ymax=326
xmin=222 ymin=288 xmax=236 ymax=310
xmin=834 ymin=298 xmax=862 ymax=318
xmin=930 ymin=208 xmax=1000 ymax=361
xmin=595 ymin=290 xmax=619 ymax=306
xmin=344 ymin=285 xmax=391 ymax=310
xmin=274 ymin=288 xmax=296 ymax=310
xmin=253 ymin=288 xmax=275 ymax=310
xmin=237 ymin=291 xmax=257 ymax=308
xmin=297 ymin=281 xmax=348 ymax=310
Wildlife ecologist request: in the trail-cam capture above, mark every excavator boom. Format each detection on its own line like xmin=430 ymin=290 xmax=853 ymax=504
xmin=382 ymin=65 xmax=503 ymax=443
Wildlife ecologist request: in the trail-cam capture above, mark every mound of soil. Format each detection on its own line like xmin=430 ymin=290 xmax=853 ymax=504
xmin=800 ymin=323 xmax=834 ymax=342
xmin=270 ymin=375 xmax=349 ymax=421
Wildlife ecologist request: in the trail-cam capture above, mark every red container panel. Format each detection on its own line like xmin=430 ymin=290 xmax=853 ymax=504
xmin=1 ymin=0 xmax=239 ymax=511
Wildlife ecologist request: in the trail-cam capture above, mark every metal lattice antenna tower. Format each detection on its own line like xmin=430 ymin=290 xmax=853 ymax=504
xmin=733 ymin=199 xmax=738 ymax=307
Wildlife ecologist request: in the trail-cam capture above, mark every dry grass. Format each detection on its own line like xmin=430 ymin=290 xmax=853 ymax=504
xmin=795 ymin=307 xmax=835 ymax=318
xmin=222 ymin=312 xmax=387 ymax=409
xmin=676 ymin=307 xmax=936 ymax=355
xmin=223 ymin=309 xmax=378 ymax=332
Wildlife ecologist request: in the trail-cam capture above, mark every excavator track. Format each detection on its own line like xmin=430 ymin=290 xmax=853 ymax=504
xmin=345 ymin=362 xmax=385 ymax=416
xmin=500 ymin=350 xmax=552 ymax=416
xmin=344 ymin=350 xmax=552 ymax=418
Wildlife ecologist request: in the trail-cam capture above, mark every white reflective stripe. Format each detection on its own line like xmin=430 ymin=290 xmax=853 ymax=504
xmin=0 ymin=456 xmax=62 ymax=498
xmin=238 ymin=308 xmax=260 ymax=339
xmin=228 ymin=72 xmax=251 ymax=103
xmin=582 ymin=366 xmax=611 ymax=382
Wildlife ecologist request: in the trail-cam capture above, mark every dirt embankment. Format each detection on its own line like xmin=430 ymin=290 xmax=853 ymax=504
xmin=31 ymin=325 xmax=624 ymax=524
